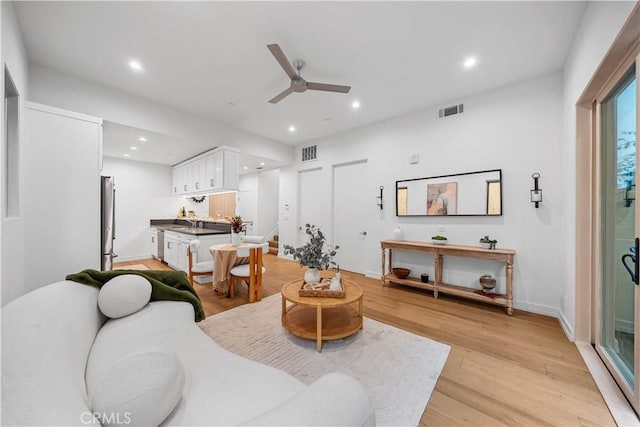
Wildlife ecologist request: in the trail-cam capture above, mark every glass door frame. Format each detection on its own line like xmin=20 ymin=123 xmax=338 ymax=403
xmin=593 ymin=58 xmax=639 ymax=413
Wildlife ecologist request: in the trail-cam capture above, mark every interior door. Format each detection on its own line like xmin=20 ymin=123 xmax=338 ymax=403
xmin=596 ymin=62 xmax=639 ymax=414
xmin=333 ymin=160 xmax=367 ymax=274
xmin=298 ymin=168 xmax=324 ymax=246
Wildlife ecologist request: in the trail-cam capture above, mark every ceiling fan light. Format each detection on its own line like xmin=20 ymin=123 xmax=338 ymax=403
xmin=351 ymin=100 xmax=361 ymax=109
xmin=288 ymin=125 xmax=296 ymax=132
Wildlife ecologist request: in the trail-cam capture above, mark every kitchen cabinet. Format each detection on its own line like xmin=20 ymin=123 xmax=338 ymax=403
xmin=171 ymin=148 xmax=239 ymax=197
xmin=164 ymin=231 xmax=188 ymax=272
xmin=164 ymin=230 xmax=230 ymax=273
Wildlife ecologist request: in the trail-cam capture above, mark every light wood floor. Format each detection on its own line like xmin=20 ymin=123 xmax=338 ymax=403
xmin=117 ymin=256 xmax=616 ymax=426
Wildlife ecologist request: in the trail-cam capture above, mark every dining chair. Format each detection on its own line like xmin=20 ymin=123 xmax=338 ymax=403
xmin=187 ymin=240 xmax=214 ymax=286
xmin=229 ymin=242 xmax=269 ymax=303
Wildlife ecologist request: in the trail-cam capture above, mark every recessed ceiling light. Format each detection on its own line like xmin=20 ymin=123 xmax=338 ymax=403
xmin=351 ymin=100 xmax=361 ymax=110
xmin=463 ymin=57 xmax=477 ymax=69
xmin=243 ymin=166 xmax=249 ymax=170
xmin=123 ymin=153 xmax=130 ymax=157
xmin=128 ymin=60 xmax=144 ymax=72
xmin=259 ymin=162 xmax=265 ymax=166
xmin=288 ymin=125 xmax=296 ymax=132
xmin=138 ymin=137 xmax=147 ymax=142
xmin=130 ymin=146 xmax=138 ymax=150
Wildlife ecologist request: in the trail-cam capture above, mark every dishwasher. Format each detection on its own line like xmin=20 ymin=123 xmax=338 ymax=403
xmin=151 ymin=228 xmax=164 ymax=260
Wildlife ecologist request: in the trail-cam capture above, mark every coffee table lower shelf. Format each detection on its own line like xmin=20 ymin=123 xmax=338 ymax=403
xmin=282 ymin=304 xmax=362 ymax=352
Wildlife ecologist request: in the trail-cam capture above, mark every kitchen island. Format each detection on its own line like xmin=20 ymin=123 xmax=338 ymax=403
xmin=150 ymin=218 xmax=231 ymax=277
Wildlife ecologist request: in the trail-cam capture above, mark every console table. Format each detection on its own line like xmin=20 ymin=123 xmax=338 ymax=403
xmin=380 ymin=240 xmax=516 ymax=315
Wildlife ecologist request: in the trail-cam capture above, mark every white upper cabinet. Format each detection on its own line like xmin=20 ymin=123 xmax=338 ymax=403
xmin=171 ymin=148 xmax=239 ymax=196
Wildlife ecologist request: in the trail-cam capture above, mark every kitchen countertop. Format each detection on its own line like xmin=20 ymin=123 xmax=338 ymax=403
xmin=150 ymin=219 xmax=231 ymax=236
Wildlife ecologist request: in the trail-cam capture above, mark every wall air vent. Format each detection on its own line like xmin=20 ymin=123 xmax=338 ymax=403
xmin=301 ymin=145 xmax=318 ymax=162
xmin=439 ymin=104 xmax=464 ymax=118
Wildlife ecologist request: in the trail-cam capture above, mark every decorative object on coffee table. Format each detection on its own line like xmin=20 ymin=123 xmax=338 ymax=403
xmin=479 ymin=274 xmax=497 ymax=293
xmin=392 ymin=268 xmax=410 ymax=279
xmin=431 ymin=235 xmax=448 ymax=245
xmin=479 ymin=235 xmax=498 ymax=249
xmin=283 ymin=224 xmax=339 ymax=286
xmin=421 ymin=273 xmax=430 ymax=283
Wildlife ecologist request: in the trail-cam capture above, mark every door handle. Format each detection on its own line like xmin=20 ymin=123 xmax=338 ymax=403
xmin=621 ymin=237 xmax=639 ymax=285
xmin=359 ymin=231 xmax=367 ymax=236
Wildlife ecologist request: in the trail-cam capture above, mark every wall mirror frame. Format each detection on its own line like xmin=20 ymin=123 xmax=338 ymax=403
xmin=396 ymin=168 xmax=503 ymax=217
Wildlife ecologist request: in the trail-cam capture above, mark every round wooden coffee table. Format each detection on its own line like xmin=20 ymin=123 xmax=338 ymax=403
xmin=281 ymin=279 xmax=363 ymax=352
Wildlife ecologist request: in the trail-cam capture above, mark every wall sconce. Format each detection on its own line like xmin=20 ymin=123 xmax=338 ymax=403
xmin=530 ymin=173 xmax=542 ymax=208
xmin=624 ymin=183 xmax=635 ymax=207
xmin=377 ymin=186 xmax=384 ymax=210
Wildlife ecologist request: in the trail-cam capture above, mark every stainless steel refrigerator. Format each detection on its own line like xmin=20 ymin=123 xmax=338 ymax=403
xmin=101 ymin=176 xmax=117 ymax=270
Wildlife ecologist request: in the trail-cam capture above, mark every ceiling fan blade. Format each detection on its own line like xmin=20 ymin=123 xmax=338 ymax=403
xmin=267 ymin=44 xmax=298 ymax=80
xmin=268 ymin=87 xmax=294 ymax=104
xmin=307 ymin=82 xmax=351 ymax=93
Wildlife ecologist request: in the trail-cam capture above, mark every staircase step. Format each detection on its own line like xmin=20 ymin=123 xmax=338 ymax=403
xmin=273 ymin=235 xmax=279 ymax=241
xmin=268 ymin=240 xmax=278 ymax=248
xmin=268 ymin=246 xmax=278 ymax=255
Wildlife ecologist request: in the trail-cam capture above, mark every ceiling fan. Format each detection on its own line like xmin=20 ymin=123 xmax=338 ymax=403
xmin=266 ymin=43 xmax=351 ymax=104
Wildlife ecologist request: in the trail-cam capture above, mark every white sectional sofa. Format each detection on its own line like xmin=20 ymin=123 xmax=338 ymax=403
xmin=1 ymin=280 xmax=375 ymax=426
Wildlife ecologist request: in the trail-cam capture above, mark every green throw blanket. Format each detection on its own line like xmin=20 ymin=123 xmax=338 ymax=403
xmin=66 ymin=269 xmax=205 ymax=322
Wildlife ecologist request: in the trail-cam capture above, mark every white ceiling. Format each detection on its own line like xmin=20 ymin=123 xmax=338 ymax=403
xmin=15 ymin=1 xmax=586 ymax=151
xmin=103 ymin=121 xmax=288 ymax=172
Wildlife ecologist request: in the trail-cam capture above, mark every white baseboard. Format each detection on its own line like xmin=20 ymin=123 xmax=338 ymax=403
xmin=512 ymin=300 xmax=558 ymax=317
xmin=365 ymin=270 xmax=382 ymax=280
xmin=558 ymin=309 xmax=575 ymax=342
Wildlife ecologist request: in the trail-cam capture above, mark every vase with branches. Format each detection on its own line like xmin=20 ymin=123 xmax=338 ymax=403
xmin=283 ymin=224 xmax=339 ymax=283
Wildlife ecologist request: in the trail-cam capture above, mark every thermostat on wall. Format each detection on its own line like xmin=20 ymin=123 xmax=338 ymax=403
xmin=409 ymin=153 xmax=420 ymax=164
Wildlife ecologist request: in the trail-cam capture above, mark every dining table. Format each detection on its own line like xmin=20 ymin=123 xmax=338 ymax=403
xmin=209 ymin=243 xmax=249 ymax=294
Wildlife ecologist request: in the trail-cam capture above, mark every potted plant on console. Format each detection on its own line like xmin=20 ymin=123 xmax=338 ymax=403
xmin=431 ymin=235 xmax=448 ymax=245
xmin=283 ymin=224 xmax=339 ymax=284
xmin=479 ymin=235 xmax=497 ymax=250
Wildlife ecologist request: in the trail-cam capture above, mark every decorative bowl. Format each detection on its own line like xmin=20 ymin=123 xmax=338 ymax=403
xmin=392 ymin=268 xmax=411 ymax=279
xmin=432 ymin=239 xmax=447 ymax=245
xmin=479 ymin=274 xmax=497 ymax=292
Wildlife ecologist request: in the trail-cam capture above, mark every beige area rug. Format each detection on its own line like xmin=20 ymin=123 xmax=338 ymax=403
xmin=113 ymin=264 xmax=149 ymax=271
xmin=199 ymin=294 xmax=450 ymax=426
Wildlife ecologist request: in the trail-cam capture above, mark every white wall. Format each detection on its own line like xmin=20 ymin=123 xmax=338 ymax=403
xmin=257 ymin=169 xmax=279 ymax=237
xmin=238 ymin=174 xmax=257 ymax=235
xmin=237 ymin=171 xmax=280 ymax=238
xmin=560 ymin=0 xmax=637 ymax=339
xmin=102 ymin=156 xmax=178 ymax=261
xmin=28 ymin=65 xmax=294 ymax=166
xmin=1 ymin=1 xmax=28 ymax=305
xmin=280 ymin=72 xmax=564 ymax=316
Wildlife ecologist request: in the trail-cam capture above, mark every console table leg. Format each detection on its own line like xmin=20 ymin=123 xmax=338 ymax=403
xmin=507 ymin=255 xmax=514 ymax=315
xmin=381 ymin=248 xmax=386 ymax=286
xmin=433 ymin=254 xmax=442 ymax=298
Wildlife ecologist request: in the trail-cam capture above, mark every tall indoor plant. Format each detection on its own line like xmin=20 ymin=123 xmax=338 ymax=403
xmin=283 ymin=224 xmax=339 ymax=283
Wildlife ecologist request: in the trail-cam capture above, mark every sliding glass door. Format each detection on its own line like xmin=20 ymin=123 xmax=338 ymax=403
xmin=597 ymin=62 xmax=639 ymax=415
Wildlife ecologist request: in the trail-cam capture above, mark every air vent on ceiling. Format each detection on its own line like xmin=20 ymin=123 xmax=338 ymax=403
xmin=301 ymin=145 xmax=318 ymax=162
xmin=439 ymin=104 xmax=464 ymax=118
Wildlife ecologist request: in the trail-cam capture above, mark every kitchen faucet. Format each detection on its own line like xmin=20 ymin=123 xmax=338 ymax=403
xmin=185 ymin=218 xmax=197 ymax=230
